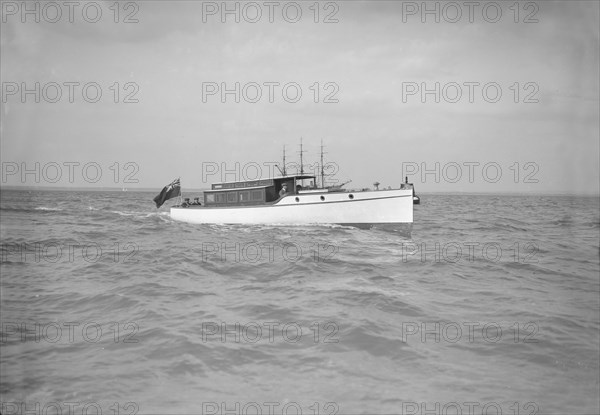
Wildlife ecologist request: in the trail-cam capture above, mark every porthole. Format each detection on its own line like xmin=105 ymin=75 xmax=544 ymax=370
xmin=295 ymin=197 xmax=300 ymax=202
xmin=320 ymin=196 xmax=325 ymax=201
xmin=349 ymin=194 xmax=354 ymax=199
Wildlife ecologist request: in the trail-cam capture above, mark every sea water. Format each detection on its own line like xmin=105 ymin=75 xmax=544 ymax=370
xmin=1 ymin=189 xmax=599 ymax=414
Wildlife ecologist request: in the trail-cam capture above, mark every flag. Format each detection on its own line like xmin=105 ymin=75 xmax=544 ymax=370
xmin=153 ymin=178 xmax=181 ymax=208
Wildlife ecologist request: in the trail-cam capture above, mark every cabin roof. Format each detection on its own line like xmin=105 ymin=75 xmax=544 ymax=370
xmin=213 ymin=174 xmax=316 ymax=185
xmin=206 ymin=185 xmax=270 ymax=193
xmin=284 ymin=175 xmax=317 ymax=180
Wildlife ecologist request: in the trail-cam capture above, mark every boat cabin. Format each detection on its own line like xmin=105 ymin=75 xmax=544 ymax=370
xmin=203 ymin=175 xmax=317 ymax=207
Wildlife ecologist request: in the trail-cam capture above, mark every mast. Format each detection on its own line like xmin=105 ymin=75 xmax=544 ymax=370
xmin=298 ymin=137 xmax=305 ymax=175
xmin=282 ymin=145 xmax=287 ymax=176
xmin=320 ymin=139 xmax=326 ymax=188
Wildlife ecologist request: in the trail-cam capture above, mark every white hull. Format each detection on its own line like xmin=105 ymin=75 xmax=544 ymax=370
xmin=170 ymin=189 xmax=413 ymax=227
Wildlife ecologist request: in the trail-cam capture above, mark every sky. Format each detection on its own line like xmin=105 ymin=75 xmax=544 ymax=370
xmin=1 ymin=0 xmax=599 ymax=194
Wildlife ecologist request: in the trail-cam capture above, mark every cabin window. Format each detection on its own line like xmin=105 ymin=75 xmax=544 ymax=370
xmin=239 ymin=191 xmax=250 ymax=202
xmin=215 ymin=193 xmax=227 ymax=203
xmin=227 ymin=192 xmax=237 ymax=203
xmin=205 ymin=193 xmax=215 ymax=203
xmin=251 ymin=190 xmax=263 ymax=201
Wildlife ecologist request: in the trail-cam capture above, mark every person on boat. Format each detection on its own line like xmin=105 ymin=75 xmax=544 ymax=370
xmin=279 ymin=183 xmax=288 ymax=197
xmin=192 ymin=197 xmax=201 ymax=205
xmin=296 ymin=184 xmax=303 ymax=193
